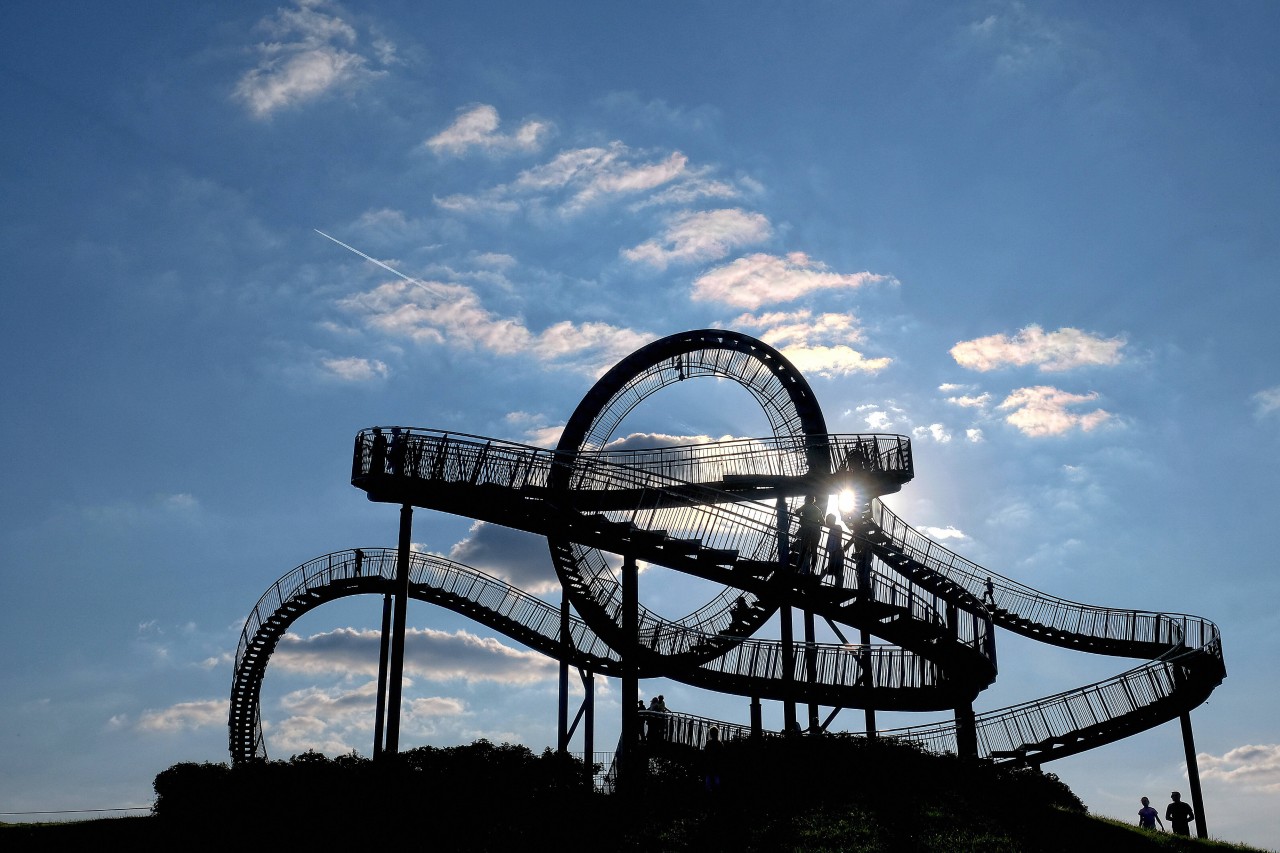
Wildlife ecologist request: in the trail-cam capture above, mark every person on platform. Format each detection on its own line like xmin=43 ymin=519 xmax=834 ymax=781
xmin=794 ymin=495 xmax=824 ymax=579
xmin=823 ymin=513 xmax=845 ymax=587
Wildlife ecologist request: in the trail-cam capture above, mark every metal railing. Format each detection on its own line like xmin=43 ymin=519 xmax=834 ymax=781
xmin=870 ymin=499 xmax=1220 ymax=654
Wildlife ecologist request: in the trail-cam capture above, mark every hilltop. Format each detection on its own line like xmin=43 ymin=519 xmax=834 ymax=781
xmin=1 ymin=736 xmax=1265 ymax=852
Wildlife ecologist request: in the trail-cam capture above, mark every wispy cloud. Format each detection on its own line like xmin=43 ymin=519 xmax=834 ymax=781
xmin=1251 ymin=386 xmax=1280 ymax=418
xmin=951 ymin=325 xmax=1125 ymax=372
xmin=694 ymin=252 xmax=894 ymax=310
xmin=998 ymin=385 xmax=1112 ymax=436
xmin=1199 ymin=743 xmax=1280 ymax=793
xmin=321 ymin=356 xmax=389 ymax=381
xmin=437 ymin=142 xmax=690 ymax=217
xmin=234 ymin=0 xmax=389 ymax=118
xmin=623 ymin=208 xmax=771 ymax=269
xmin=274 ymin=627 xmax=558 ymax=684
xmin=135 ymin=698 xmax=227 ymax=733
xmin=425 ymin=104 xmax=551 ymax=157
xmin=920 ymin=525 xmax=967 ymax=541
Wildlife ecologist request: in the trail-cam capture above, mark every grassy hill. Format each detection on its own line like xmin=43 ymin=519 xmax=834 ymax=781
xmin=1 ymin=736 xmax=1265 ymax=852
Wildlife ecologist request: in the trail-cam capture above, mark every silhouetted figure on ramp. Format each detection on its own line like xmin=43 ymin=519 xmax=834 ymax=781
xmin=794 ymin=495 xmax=824 ymax=580
xmin=823 ymin=514 xmax=845 ymax=587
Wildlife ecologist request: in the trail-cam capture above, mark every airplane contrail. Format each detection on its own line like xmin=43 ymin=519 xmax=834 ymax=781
xmin=314 ymin=228 xmax=443 ymax=297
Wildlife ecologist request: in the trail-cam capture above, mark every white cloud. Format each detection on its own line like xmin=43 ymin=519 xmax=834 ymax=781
xmin=234 ymin=1 xmax=388 ymax=118
xmin=997 ymin=385 xmax=1112 ymax=436
xmin=425 ymin=104 xmax=551 ymax=157
xmin=947 ymin=392 xmax=991 ymax=408
xmin=338 ymin=279 xmax=650 ymax=376
xmin=864 ymin=410 xmax=893 ymax=430
xmin=321 ymin=356 xmax=389 ymax=381
xmin=966 ymin=428 xmax=985 ymax=442
xmin=135 ymin=698 xmax=227 ymax=733
xmin=1251 ymin=386 xmax=1280 ymax=417
xmin=913 ymin=424 xmax=952 ymax=443
xmin=1199 ymin=743 xmax=1280 ymax=793
xmin=273 ymin=627 xmax=558 ymax=684
xmin=950 ymin=325 xmax=1126 ymax=372
xmin=920 ymin=525 xmax=967 ymax=541
xmin=693 ymin=252 xmax=894 ymax=309
xmin=732 ymin=310 xmax=892 ymax=377
xmin=622 ymin=208 xmax=771 ymax=269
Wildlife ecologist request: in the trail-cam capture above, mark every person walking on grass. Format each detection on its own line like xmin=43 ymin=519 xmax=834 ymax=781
xmin=1138 ymin=796 xmax=1164 ymax=831
xmin=1166 ymin=791 xmax=1194 ymax=836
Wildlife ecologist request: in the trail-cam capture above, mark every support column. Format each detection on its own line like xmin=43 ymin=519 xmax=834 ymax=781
xmin=584 ymin=672 xmax=595 ymax=788
xmin=620 ymin=553 xmax=639 ymax=791
xmin=384 ymin=504 xmax=413 ymax=755
xmin=855 ymin=538 xmax=876 ymax=737
xmin=372 ymin=591 xmax=393 ymax=758
xmin=750 ymin=696 xmax=762 ymax=739
xmin=1180 ymin=708 xmax=1209 ymax=838
xmin=558 ymin=592 xmax=570 ymax=753
xmin=804 ymin=609 xmax=819 ymax=731
xmin=777 ymin=498 xmax=797 ymax=733
xmin=955 ymin=703 xmax=978 ymax=758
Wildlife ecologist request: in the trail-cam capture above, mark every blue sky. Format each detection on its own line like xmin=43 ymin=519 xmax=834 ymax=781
xmin=3 ymin=0 xmax=1278 ymax=846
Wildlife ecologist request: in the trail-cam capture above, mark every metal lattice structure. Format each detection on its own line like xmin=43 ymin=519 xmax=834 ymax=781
xmin=230 ymin=329 xmax=1224 ymax=822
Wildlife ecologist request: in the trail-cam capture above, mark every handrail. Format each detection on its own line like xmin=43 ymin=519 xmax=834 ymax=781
xmin=229 ymin=549 xmax=961 ymax=763
xmin=351 ymin=429 xmax=995 ymax=672
xmin=868 ymin=499 xmax=1222 ymax=655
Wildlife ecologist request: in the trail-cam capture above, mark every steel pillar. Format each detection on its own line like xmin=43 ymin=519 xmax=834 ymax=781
xmin=384 ymin=504 xmax=413 ymax=755
xmin=1180 ymin=709 xmax=1208 ymax=838
xmin=955 ymin=703 xmax=978 ymax=758
xmin=804 ymin=608 xmax=819 ymax=731
xmin=855 ymin=538 xmax=876 ymax=737
xmin=558 ymin=592 xmax=570 ymax=752
xmin=620 ymin=552 xmax=639 ymax=791
xmin=777 ymin=498 xmax=797 ymax=733
xmin=372 ymin=591 xmax=393 ymax=758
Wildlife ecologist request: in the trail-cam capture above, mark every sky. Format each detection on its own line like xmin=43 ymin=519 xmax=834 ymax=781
xmin=2 ymin=0 xmax=1278 ymax=846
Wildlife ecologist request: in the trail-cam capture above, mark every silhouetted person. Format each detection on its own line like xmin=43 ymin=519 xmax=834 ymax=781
xmin=648 ymin=695 xmax=668 ymax=742
xmin=702 ymin=726 xmax=722 ymax=792
xmin=369 ymin=428 xmax=387 ymax=475
xmin=389 ymin=426 xmax=405 ymax=475
xmin=354 ymin=548 xmax=364 ymax=577
xmin=794 ymin=495 xmax=824 ymax=579
xmin=823 ymin=513 xmax=845 ymax=587
xmin=1138 ymin=796 xmax=1163 ymax=831
xmin=983 ymin=576 xmax=996 ymax=606
xmin=637 ymin=700 xmax=648 ymax=740
xmin=1166 ymin=791 xmax=1194 ymax=836
xmin=729 ymin=594 xmax=749 ymax=626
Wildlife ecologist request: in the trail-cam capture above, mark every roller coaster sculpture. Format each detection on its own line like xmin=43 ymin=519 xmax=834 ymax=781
xmin=229 ymin=329 xmax=1225 ymax=833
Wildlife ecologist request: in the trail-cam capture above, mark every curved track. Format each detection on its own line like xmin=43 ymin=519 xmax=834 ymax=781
xmin=230 ymin=329 xmax=1224 ymax=769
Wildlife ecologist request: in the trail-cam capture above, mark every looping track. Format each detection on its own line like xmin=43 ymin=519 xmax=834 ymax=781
xmin=229 ymin=330 xmax=1224 ymax=768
